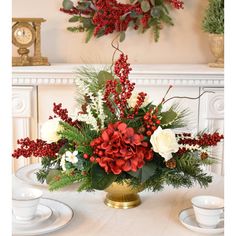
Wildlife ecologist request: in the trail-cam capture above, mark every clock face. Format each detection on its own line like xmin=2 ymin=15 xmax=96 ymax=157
xmin=14 ymin=27 xmax=33 ymax=45
xmin=12 ymin=22 xmax=35 ymax=48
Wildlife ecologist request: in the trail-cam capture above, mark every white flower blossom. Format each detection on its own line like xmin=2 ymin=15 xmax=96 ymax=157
xmin=77 ymin=105 xmax=99 ymax=131
xmin=73 ymin=90 xmax=106 ymax=131
xmin=60 ymin=154 xmax=66 ymax=171
xmin=97 ymin=90 xmax=106 ymax=129
xmin=65 ymin=150 xmax=78 ymax=164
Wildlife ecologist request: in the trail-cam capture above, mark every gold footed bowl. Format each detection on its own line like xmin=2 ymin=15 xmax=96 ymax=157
xmin=208 ymin=33 xmax=224 ymax=68
xmin=104 ymin=181 xmax=143 ymax=209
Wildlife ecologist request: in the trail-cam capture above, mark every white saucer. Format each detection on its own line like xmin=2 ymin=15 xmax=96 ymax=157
xmin=13 ymin=204 xmax=52 ymax=225
xmin=179 ymin=208 xmax=224 ymax=235
xmin=15 ymin=163 xmax=47 ymax=187
xmin=12 ymin=198 xmax=74 ymax=236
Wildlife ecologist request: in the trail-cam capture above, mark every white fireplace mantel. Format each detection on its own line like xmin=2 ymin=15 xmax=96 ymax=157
xmin=12 ymin=63 xmax=224 ymax=87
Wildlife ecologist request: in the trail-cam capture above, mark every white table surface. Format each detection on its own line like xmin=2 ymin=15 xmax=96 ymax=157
xmin=13 ymin=173 xmax=224 ymax=236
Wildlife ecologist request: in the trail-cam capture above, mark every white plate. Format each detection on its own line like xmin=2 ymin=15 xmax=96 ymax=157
xmin=179 ymin=208 xmax=224 ymax=235
xmin=13 ymin=204 xmax=52 ymax=225
xmin=13 ymin=198 xmax=74 ymax=236
xmin=15 ymin=163 xmax=47 ymax=187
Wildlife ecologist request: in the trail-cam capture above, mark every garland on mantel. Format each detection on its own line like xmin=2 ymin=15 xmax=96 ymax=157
xmin=60 ymin=0 xmax=184 ymax=42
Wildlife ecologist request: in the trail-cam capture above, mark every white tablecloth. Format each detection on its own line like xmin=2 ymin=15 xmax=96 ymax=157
xmin=13 ymin=173 xmax=224 ymax=236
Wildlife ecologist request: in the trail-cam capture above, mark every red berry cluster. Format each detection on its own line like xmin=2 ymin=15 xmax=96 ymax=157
xmin=167 ymin=0 xmax=184 ymax=9
xmin=128 ymin=92 xmax=147 ymax=119
xmin=140 ymin=14 xmax=150 ymax=28
xmin=103 ymin=79 xmax=119 ymax=114
xmin=143 ymin=108 xmax=161 ymax=136
xmin=50 ymin=103 xmax=80 ymax=128
xmin=93 ymin=0 xmax=142 ymax=35
xmin=104 ymin=54 xmax=135 ymax=118
xmin=178 ymin=132 xmax=224 ymax=147
xmin=12 ymin=138 xmax=66 ymax=159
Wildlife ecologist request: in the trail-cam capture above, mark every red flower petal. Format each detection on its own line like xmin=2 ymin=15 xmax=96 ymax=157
xmin=122 ymin=161 xmax=132 ymax=172
xmin=102 ymin=131 xmax=109 ymax=142
xmin=116 ymin=159 xmax=125 ymax=167
xmin=117 ymin=122 xmax=127 ymax=133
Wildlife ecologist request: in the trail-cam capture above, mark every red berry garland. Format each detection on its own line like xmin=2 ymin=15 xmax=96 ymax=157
xmin=60 ymin=0 xmax=185 ymax=42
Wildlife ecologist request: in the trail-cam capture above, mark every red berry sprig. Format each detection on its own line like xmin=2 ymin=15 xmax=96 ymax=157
xmin=50 ymin=103 xmax=80 ymax=128
xmin=104 ymin=53 xmax=135 ymax=118
xmin=143 ymin=107 xmax=161 ymax=136
xmin=167 ymin=0 xmax=184 ymax=9
xmin=178 ymin=132 xmax=224 ymax=147
xmin=128 ymin=92 xmax=147 ymax=119
xmin=12 ymin=138 xmax=66 ymax=159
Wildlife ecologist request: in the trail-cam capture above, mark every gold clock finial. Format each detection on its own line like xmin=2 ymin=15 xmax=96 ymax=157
xmin=12 ymin=18 xmax=50 ymax=66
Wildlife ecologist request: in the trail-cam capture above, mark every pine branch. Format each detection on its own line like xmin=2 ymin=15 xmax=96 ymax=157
xmin=59 ymin=122 xmax=98 ymax=146
xmin=48 ymin=173 xmax=81 ymax=191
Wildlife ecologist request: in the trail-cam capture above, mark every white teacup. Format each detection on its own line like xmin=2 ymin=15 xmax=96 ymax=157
xmin=12 ymin=187 xmax=43 ymax=221
xmin=191 ymin=195 xmax=224 ymax=229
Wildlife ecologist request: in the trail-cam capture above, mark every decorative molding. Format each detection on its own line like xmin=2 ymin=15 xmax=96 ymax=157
xmin=12 ymin=63 xmax=224 ymax=87
xmin=209 ymin=95 xmax=224 ymax=119
xmin=204 ymin=88 xmax=224 ymax=119
xmin=12 ymin=87 xmax=34 ymax=118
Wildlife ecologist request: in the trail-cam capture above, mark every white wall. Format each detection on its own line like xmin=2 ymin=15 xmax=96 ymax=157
xmin=12 ymin=0 xmax=213 ymax=64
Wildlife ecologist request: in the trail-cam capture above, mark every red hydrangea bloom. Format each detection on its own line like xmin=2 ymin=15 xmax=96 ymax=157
xmin=90 ymin=121 xmax=153 ymax=174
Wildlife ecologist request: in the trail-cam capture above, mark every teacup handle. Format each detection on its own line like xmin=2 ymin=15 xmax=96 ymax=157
xmin=219 ymin=211 xmax=224 ymax=222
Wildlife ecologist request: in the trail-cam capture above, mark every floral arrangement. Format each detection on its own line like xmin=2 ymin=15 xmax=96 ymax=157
xmin=60 ymin=0 xmax=185 ymax=42
xmin=12 ymin=53 xmax=223 ymax=192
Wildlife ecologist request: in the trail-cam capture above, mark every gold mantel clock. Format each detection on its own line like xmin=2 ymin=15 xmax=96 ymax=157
xmin=12 ymin=18 xmax=50 ymax=66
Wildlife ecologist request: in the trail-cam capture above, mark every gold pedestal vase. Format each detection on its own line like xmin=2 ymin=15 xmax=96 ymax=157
xmin=208 ymin=33 xmax=224 ymax=68
xmin=104 ymin=182 xmax=143 ymax=209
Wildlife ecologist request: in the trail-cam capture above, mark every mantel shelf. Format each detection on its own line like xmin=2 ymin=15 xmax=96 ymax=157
xmin=12 ymin=63 xmax=224 ymax=87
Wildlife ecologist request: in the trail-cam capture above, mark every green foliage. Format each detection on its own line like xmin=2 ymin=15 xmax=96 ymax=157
xmin=36 ymin=157 xmax=60 ymax=184
xmin=160 ymin=103 xmax=189 ymax=129
xmin=128 ymin=160 xmax=157 ymax=182
xmin=202 ymin=0 xmax=224 ymax=34
xmin=46 ymin=170 xmax=61 ymax=184
xmin=128 ymin=152 xmax=213 ymax=191
xmin=141 ymin=0 xmax=151 ymax=12
xmin=49 ymin=172 xmax=80 ymax=191
xmin=75 ymin=66 xmax=112 ymax=105
xmin=91 ymin=165 xmax=117 ymax=190
xmin=63 ymin=0 xmax=73 ymax=10
xmin=59 ymin=122 xmax=98 ymax=155
xmin=67 ymin=27 xmax=83 ymax=33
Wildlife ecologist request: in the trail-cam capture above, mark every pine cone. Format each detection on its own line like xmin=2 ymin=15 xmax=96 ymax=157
xmin=165 ymin=158 xmax=176 ymax=169
xmin=201 ymin=152 xmax=209 ymax=160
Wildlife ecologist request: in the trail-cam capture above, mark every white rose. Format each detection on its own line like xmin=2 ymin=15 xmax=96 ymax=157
xmin=127 ymin=91 xmax=150 ymax=108
xmin=40 ymin=118 xmax=63 ymax=143
xmin=150 ymin=127 xmax=179 ymax=161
